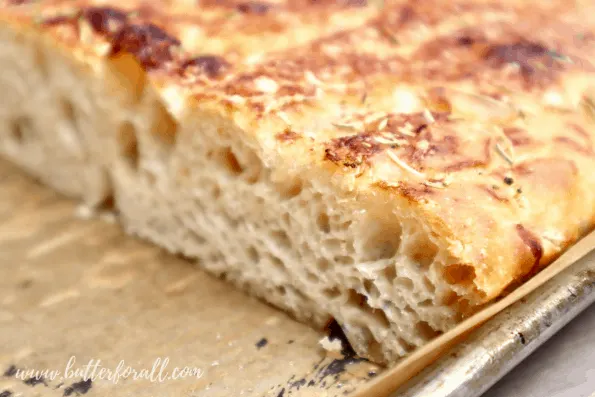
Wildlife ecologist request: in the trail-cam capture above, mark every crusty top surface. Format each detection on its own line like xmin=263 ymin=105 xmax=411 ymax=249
xmin=2 ymin=0 xmax=595 ymax=301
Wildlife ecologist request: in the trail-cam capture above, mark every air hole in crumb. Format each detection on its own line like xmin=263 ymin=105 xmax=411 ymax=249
xmin=441 ymin=290 xmax=461 ymax=306
xmin=281 ymin=212 xmax=291 ymax=226
xmin=59 ymin=99 xmax=83 ymax=150
xmin=323 ymin=287 xmax=341 ymax=299
xmin=317 ymin=212 xmax=331 ymax=233
xmin=444 ymin=264 xmax=476 ymax=285
xmin=419 ymin=299 xmax=433 ymax=307
xmin=383 ymin=265 xmax=397 ymax=282
xmin=285 ymin=285 xmax=308 ymax=301
xmin=61 ymin=99 xmax=78 ymax=126
xmin=344 ymin=242 xmax=356 ymax=255
xmin=423 ymin=276 xmax=436 ymax=293
xmin=245 ymin=167 xmax=262 ymax=184
xmin=416 ymin=321 xmax=442 ymax=340
xmin=238 ymin=149 xmax=265 ymax=184
xmin=178 ymin=167 xmax=190 ymax=179
xmin=363 ymin=279 xmax=380 ymax=299
xmin=212 ymin=184 xmax=222 ymax=199
xmin=334 ymin=255 xmax=354 ymax=265
xmin=34 ymin=45 xmax=49 ymax=79
xmin=368 ymin=339 xmax=385 ymax=363
xmin=277 ymin=178 xmax=303 ymax=199
xmin=271 ymin=230 xmax=291 ymax=249
xmin=270 ymin=255 xmax=285 ymax=270
xmin=306 ymin=271 xmax=318 ymax=283
xmin=118 ymin=122 xmax=139 ymax=169
xmin=145 ymin=171 xmax=157 ymax=185
xmin=347 ymin=289 xmax=366 ymax=306
xmin=276 ymin=286 xmax=286 ymax=296
xmin=360 ymin=327 xmax=386 ymax=363
xmin=247 ymin=246 xmax=260 ymax=263
xmin=151 ymin=102 xmax=178 ymax=145
xmin=317 ymin=258 xmax=331 ymax=271
xmin=347 ymin=289 xmax=390 ymax=328
xmin=300 ymin=241 xmax=311 ymax=253
xmin=222 ymin=147 xmax=243 ymax=174
xmin=408 ymin=231 xmax=439 ymax=269
xmin=9 ymin=117 xmax=31 ymax=144
xmin=361 ymin=221 xmax=401 ymax=262
xmin=337 ymin=220 xmax=353 ymax=231
xmin=455 ymin=298 xmax=472 ymax=319
xmin=325 ymin=238 xmax=342 ymax=252
xmin=209 ymin=252 xmax=224 ymax=263
xmin=404 ymin=305 xmax=415 ymax=314
xmin=395 ymin=277 xmax=414 ymax=290
xmin=398 ymin=337 xmax=416 ymax=352
xmin=188 ymin=229 xmax=207 ymax=245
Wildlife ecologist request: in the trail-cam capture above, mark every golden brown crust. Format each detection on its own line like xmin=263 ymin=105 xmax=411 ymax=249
xmin=2 ymin=0 xmax=595 ymax=306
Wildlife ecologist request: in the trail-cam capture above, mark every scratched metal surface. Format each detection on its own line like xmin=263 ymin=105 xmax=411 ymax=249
xmin=0 ymin=158 xmax=380 ymax=397
xmin=393 ymin=243 xmax=595 ymax=397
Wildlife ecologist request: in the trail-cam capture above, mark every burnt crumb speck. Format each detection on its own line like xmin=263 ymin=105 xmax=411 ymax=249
xmin=82 ymin=6 xmax=128 ymax=35
xmin=307 ymin=380 xmax=315 ymax=386
xmin=483 ymin=41 xmax=566 ymax=82
xmin=256 ymin=337 xmax=268 ymax=349
xmin=109 ymin=23 xmax=181 ymax=69
xmin=181 ymin=55 xmax=230 ymax=78
xmin=319 ymin=356 xmax=365 ymax=380
xmin=237 ymin=1 xmax=273 ymax=14
xmin=24 ymin=376 xmax=46 ymax=386
xmin=276 ymin=387 xmax=285 ymax=397
xmin=63 ymin=379 xmax=92 ymax=396
xmin=517 ymin=187 xmax=523 ymax=194
xmin=517 ymin=332 xmax=526 ymax=345
xmin=287 ymin=340 xmax=294 ymax=344
xmin=276 ymin=129 xmax=301 ymax=143
xmin=503 ymin=176 xmax=514 ymax=185
xmin=368 ymin=370 xmax=378 ymax=377
xmin=0 ymin=391 xmax=12 ymax=397
xmin=289 ymin=378 xmax=306 ymax=390
xmin=414 ymin=123 xmax=428 ymax=134
xmin=456 ymin=35 xmax=475 ymax=46
xmin=485 ymin=42 xmax=548 ymax=66
xmin=3 ymin=365 xmax=17 ymax=377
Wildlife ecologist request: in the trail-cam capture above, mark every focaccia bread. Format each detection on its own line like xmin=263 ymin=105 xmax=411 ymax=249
xmin=0 ymin=0 xmax=594 ymax=364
